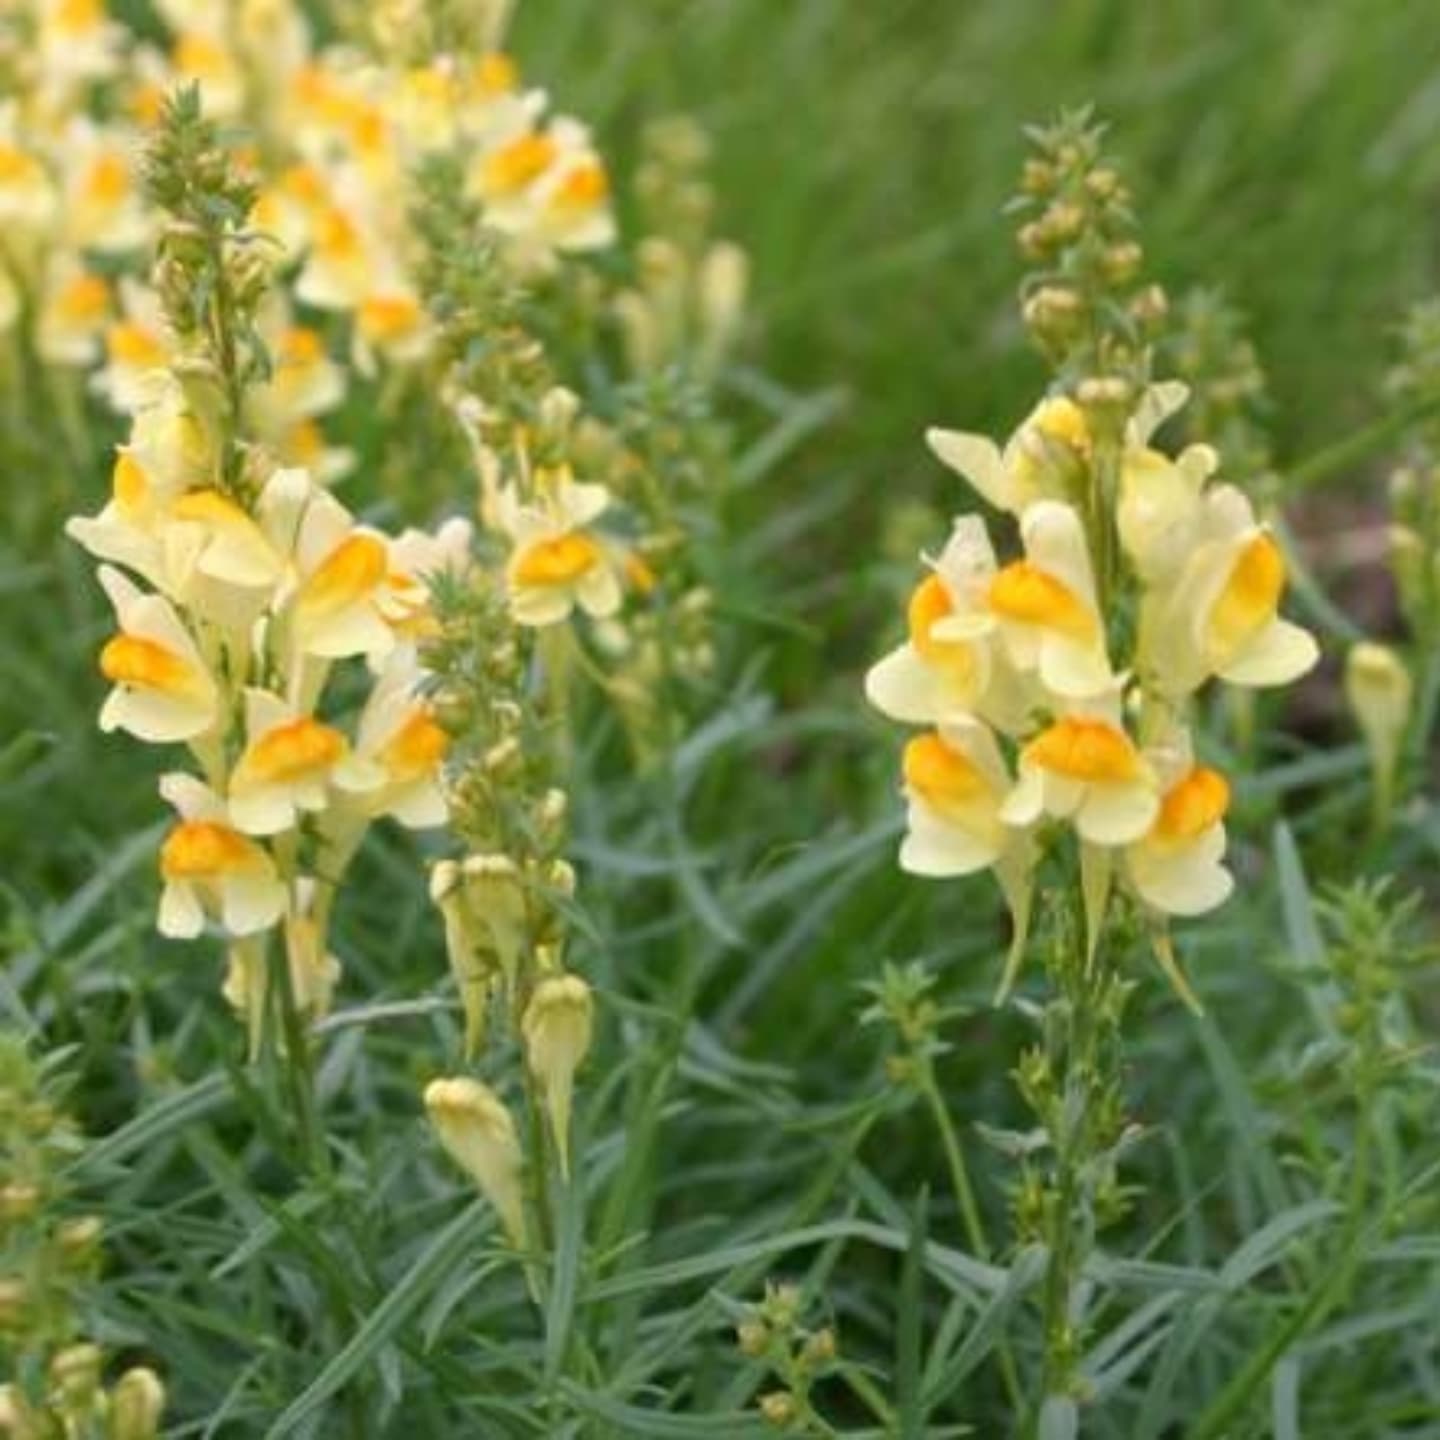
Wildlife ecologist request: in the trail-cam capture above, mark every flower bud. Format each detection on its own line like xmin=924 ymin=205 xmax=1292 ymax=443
xmin=432 ymin=856 xmax=527 ymax=1055
xmin=56 ymin=1215 xmax=104 ymax=1266
xmin=1022 ymin=285 xmax=1084 ymax=351
xmin=802 ymin=1326 xmax=837 ymax=1366
xmin=0 ymin=1277 xmax=27 ymax=1332
xmin=697 ymin=241 xmax=748 ymax=375
xmin=759 ymin=1392 xmax=797 ymax=1427
xmin=0 ymin=1384 xmax=37 ymax=1439
xmin=0 ymin=1183 xmax=40 ymax=1224
xmin=1345 ymin=643 xmax=1413 ymax=825
xmin=49 ymin=1342 xmax=103 ymax=1409
xmin=1020 ymin=158 xmax=1054 ymax=195
xmin=736 ymin=1318 xmax=769 ymax=1357
xmin=110 ymin=1367 xmax=166 ymax=1440
xmin=522 ymin=975 xmax=594 ymax=1174
xmin=424 ymin=1078 xmax=526 ymax=1245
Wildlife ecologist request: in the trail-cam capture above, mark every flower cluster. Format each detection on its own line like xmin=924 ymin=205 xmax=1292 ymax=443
xmin=64 ymin=93 xmax=464 ymax=1049
xmin=412 ymin=169 xmax=596 ymax=1209
xmin=867 ymin=119 xmax=1319 ymax=997
xmin=0 ymin=0 xmax=615 ymax=441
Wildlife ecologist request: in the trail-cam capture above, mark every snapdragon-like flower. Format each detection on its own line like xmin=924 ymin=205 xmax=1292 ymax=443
xmin=928 ymin=395 xmax=1092 ymax=517
xmin=227 ymin=688 xmax=379 ymax=836
xmin=156 ymin=774 xmax=286 ymax=939
xmin=351 ymin=648 xmax=450 ymax=827
xmin=1003 ymin=712 xmax=1158 ymax=846
xmin=95 ymin=565 xmax=219 ymax=743
xmin=1124 ymin=757 xmax=1233 ymax=917
xmin=498 ymin=475 xmax=621 ymax=627
xmin=1140 ymin=484 xmax=1317 ymax=697
xmin=866 ymin=517 xmax=1030 ymax=731
xmin=986 ymin=500 xmax=1115 ymax=700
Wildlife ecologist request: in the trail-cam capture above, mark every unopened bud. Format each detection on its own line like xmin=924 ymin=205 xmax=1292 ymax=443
xmin=759 ymin=1391 xmax=797 ymax=1427
xmin=1130 ymin=283 xmax=1169 ymax=332
xmin=482 ymin=735 xmax=521 ymax=776
xmin=522 ymin=975 xmax=594 ymax=1174
xmin=1023 ymin=286 xmax=1084 ymax=349
xmin=424 ymin=1078 xmax=526 ymax=1245
xmin=1345 ymin=643 xmax=1413 ymax=826
xmin=1100 ymin=240 xmax=1143 ymax=285
xmin=1041 ymin=200 xmax=1084 ymax=245
xmin=0 ymin=1184 xmax=40 ymax=1224
xmin=802 ymin=1327 xmax=837 ymax=1365
xmin=56 ymin=1215 xmax=104 ymax=1264
xmin=49 ymin=1343 xmax=103 ymax=1407
xmin=110 ymin=1367 xmax=166 ymax=1440
xmin=1020 ymin=158 xmax=1054 ymax=195
xmin=737 ymin=1319 xmax=769 ymax=1357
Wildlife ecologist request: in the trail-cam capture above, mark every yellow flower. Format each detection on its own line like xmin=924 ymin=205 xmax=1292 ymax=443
xmin=36 ymin=265 xmax=110 ymax=368
xmin=985 ymin=501 xmax=1115 ymax=700
xmin=157 ymin=773 xmax=285 ymax=938
xmin=0 ymin=129 xmax=57 ymax=233
xmin=898 ymin=721 xmax=1016 ymax=877
xmin=62 ymin=123 xmax=149 ymax=254
xmin=499 ymin=477 xmax=620 ymax=627
xmin=227 ymin=689 xmax=380 ymax=836
xmin=866 ymin=518 xmax=1031 ymax=729
xmin=1124 ymin=746 xmax=1233 ymax=916
xmin=95 ymin=566 xmax=219 ymax=744
xmin=927 ymin=395 xmax=1091 ymax=516
xmin=264 ymin=474 xmax=397 ymax=661
xmin=1142 ymin=486 xmax=1317 ymax=696
xmin=1002 ymin=713 xmax=1158 ymax=845
xmin=351 ymin=647 xmax=450 ymax=828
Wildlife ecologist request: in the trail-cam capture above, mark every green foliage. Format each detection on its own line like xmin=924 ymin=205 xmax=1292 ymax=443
xmin=5 ymin=2 xmax=1440 ymax=1436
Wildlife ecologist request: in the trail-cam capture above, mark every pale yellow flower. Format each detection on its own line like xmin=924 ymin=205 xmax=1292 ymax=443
xmin=156 ymin=774 xmax=286 ymax=938
xmin=1002 ymin=713 xmax=1158 ymax=846
xmin=499 ymin=478 xmax=620 ymax=627
xmin=95 ymin=566 xmax=219 ymax=744
xmin=984 ymin=500 xmax=1116 ymax=700
xmin=36 ymin=264 xmax=110 ymax=367
xmin=1124 ymin=743 xmax=1233 ymax=916
xmin=1141 ymin=486 xmax=1317 ymax=696
xmin=227 ymin=688 xmax=379 ymax=836
xmin=866 ymin=517 xmax=1032 ymax=732
xmin=350 ymin=647 xmax=450 ymax=828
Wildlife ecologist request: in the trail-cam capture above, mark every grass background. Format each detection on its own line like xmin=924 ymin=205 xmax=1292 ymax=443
xmin=4 ymin=0 xmax=1440 ymax=1434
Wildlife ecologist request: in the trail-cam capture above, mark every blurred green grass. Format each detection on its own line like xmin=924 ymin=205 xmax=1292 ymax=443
xmin=519 ymin=0 xmax=1440 ymax=479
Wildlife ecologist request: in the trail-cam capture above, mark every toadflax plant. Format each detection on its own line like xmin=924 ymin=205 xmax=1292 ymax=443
xmin=864 ymin=112 xmax=1319 ymax=1425
xmin=63 ymin=91 xmax=465 ymax=1105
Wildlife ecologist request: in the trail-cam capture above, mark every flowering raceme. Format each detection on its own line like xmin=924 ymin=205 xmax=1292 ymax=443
xmin=867 ymin=378 xmax=1318 ymax=993
xmin=0 ymin=0 xmax=617 ymax=451
xmin=69 ymin=444 xmax=466 ymax=1041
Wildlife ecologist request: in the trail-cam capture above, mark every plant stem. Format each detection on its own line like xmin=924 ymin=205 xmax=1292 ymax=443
xmin=916 ymin=1062 xmax=1025 ymax=1413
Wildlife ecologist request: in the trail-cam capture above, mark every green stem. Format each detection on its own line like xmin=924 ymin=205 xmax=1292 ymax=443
xmin=917 ymin=1062 xmax=988 ymax=1261
xmin=268 ymin=925 xmax=329 ymax=1184
xmin=917 ymin=1062 xmax=1025 ymax=1413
